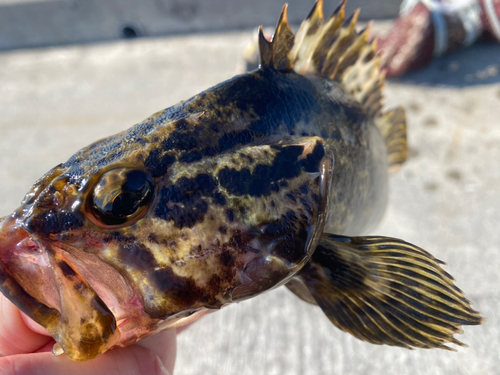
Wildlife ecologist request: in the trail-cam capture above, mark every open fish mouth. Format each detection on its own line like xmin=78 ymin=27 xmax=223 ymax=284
xmin=0 ymin=214 xmax=121 ymax=360
xmin=0 ymin=214 xmax=217 ymax=361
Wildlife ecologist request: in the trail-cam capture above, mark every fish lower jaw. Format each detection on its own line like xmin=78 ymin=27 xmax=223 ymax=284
xmin=0 ymin=215 xmax=146 ymax=359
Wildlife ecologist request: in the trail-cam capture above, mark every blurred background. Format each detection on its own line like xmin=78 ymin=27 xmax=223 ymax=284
xmin=0 ymin=0 xmax=499 ymax=374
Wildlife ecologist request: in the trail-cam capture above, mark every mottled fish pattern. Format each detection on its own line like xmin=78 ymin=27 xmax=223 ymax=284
xmin=0 ymin=0 xmax=481 ymax=362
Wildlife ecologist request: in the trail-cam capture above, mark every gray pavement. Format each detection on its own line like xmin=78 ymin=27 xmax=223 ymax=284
xmin=0 ymin=21 xmax=499 ymax=375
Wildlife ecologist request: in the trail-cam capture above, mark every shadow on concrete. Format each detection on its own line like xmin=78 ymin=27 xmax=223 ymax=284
xmin=393 ymin=43 xmax=500 ymax=87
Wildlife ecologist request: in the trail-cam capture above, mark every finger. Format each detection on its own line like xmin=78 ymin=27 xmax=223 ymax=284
xmin=20 ymin=311 xmax=51 ymax=336
xmin=136 ymin=328 xmax=177 ymax=373
xmin=0 ymin=295 xmax=52 ymax=356
xmin=34 ymin=339 xmax=57 ymax=354
xmin=0 ymin=335 xmax=176 ymax=375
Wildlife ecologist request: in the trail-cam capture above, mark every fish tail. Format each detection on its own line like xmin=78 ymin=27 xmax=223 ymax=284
xmin=260 ymin=0 xmax=408 ymax=169
xmin=292 ymin=234 xmax=484 ymax=350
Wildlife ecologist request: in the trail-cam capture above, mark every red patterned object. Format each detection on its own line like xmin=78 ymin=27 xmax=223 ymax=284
xmin=479 ymin=0 xmax=500 ymax=41
xmin=379 ymin=0 xmax=495 ymax=77
xmin=378 ymin=3 xmax=435 ymax=77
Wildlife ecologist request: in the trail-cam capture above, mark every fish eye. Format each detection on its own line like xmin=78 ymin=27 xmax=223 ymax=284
xmin=88 ymin=168 xmax=154 ymax=227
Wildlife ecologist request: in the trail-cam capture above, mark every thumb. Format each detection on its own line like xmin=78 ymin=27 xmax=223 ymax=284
xmin=135 ymin=328 xmax=177 ymax=374
xmin=0 ymin=328 xmax=177 ymax=375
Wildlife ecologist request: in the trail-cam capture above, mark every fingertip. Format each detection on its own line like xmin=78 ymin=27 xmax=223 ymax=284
xmin=0 ymin=342 xmax=175 ymax=375
xmin=0 ymin=295 xmax=52 ymax=356
xmin=136 ymin=328 xmax=177 ymax=374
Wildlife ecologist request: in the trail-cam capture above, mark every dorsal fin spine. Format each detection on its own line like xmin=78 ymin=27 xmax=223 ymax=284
xmin=258 ymin=0 xmax=407 ymax=169
xmin=306 ymin=0 xmax=324 ymax=22
xmin=271 ymin=4 xmax=295 ymax=70
xmin=332 ymin=0 xmax=347 ymax=16
xmin=258 ymin=26 xmax=272 ymax=68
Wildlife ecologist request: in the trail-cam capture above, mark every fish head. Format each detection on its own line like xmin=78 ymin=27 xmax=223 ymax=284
xmin=0 ymin=109 xmax=331 ymax=361
xmin=0 ymin=161 xmax=155 ymax=360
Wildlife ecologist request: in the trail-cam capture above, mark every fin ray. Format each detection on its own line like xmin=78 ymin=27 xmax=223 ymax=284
xmin=258 ymin=26 xmax=272 ymax=67
xmin=297 ymin=234 xmax=483 ymax=350
xmin=337 ymin=291 xmax=405 ymax=346
xmin=375 ymin=107 xmax=408 ymax=170
xmin=377 ymin=270 xmax=475 ymax=312
xmin=374 ymin=271 xmax=480 ymax=322
xmin=343 ymin=289 xmax=425 ymax=348
xmin=373 ymin=277 xmax=479 ymax=327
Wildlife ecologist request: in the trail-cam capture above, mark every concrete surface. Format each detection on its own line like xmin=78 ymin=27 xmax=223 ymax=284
xmin=0 ymin=0 xmax=402 ymax=51
xmin=0 ymin=23 xmax=499 ymax=375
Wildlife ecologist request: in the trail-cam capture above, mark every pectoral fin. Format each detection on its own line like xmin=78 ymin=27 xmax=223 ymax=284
xmin=285 ymin=278 xmax=317 ymax=305
xmin=297 ymin=234 xmax=483 ymax=350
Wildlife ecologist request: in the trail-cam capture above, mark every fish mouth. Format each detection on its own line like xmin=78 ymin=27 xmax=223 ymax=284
xmin=0 ymin=214 xmax=206 ymax=360
xmin=0 ymin=214 xmax=120 ymax=361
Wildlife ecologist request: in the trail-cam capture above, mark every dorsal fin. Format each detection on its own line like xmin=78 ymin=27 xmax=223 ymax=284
xmin=259 ymin=0 xmax=407 ymax=169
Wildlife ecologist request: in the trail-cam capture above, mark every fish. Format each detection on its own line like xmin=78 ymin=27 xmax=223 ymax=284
xmin=0 ymin=0 xmax=482 ymax=362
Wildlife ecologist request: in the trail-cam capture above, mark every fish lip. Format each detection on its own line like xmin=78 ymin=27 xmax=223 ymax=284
xmin=0 ymin=214 xmax=61 ymax=328
xmin=0 ymin=215 xmax=62 ymax=304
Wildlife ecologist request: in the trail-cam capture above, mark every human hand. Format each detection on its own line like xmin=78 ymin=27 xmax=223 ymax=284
xmin=0 ymin=294 xmax=176 ymax=375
